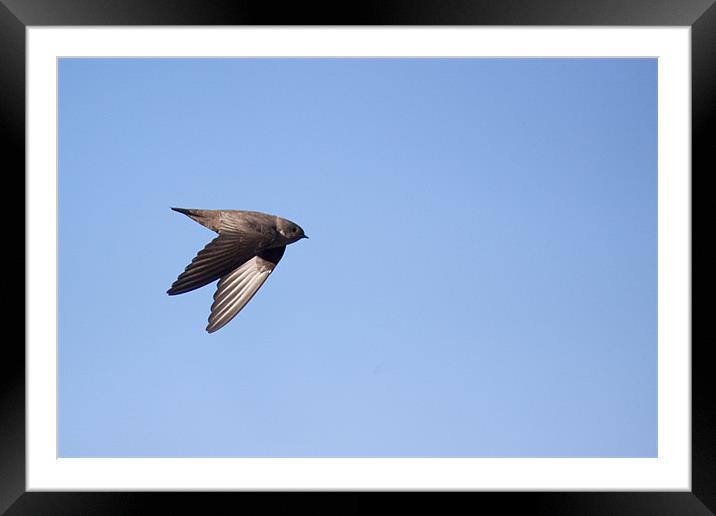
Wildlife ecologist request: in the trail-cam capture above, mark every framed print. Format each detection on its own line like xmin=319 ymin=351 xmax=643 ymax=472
xmin=5 ymin=1 xmax=711 ymax=514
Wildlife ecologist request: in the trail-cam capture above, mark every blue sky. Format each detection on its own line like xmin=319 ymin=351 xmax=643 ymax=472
xmin=58 ymin=58 xmax=657 ymax=457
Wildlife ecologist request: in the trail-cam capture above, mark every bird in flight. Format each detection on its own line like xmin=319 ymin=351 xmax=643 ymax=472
xmin=167 ymin=207 xmax=308 ymax=333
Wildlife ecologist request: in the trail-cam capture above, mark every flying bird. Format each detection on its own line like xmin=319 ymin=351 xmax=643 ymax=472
xmin=167 ymin=208 xmax=308 ymax=333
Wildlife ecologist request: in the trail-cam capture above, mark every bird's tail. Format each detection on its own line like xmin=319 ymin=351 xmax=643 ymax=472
xmin=171 ymin=207 xmax=200 ymax=217
xmin=171 ymin=207 xmax=213 ymax=222
xmin=170 ymin=207 xmax=221 ymax=232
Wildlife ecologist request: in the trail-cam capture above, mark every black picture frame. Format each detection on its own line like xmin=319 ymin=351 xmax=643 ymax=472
xmin=4 ymin=1 xmax=711 ymax=514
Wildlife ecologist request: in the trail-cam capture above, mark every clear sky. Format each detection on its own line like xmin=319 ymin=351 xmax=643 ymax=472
xmin=58 ymin=58 xmax=657 ymax=457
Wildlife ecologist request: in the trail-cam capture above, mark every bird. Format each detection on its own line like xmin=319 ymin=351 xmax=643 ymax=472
xmin=167 ymin=207 xmax=308 ymax=333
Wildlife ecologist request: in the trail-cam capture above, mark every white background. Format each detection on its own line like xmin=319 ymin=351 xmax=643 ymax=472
xmin=26 ymin=27 xmax=691 ymax=490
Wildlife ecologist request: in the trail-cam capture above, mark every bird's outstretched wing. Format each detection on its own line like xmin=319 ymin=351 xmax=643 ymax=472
xmin=167 ymin=229 xmax=273 ymax=296
xmin=206 ymin=246 xmax=286 ymax=333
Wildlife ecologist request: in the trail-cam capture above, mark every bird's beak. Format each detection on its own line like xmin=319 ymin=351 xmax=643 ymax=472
xmin=303 ymin=235 xmax=309 ymax=239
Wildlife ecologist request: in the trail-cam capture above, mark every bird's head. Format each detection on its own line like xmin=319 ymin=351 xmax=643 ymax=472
xmin=277 ymin=217 xmax=308 ymax=243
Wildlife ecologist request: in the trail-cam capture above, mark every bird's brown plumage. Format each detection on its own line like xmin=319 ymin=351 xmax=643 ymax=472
xmin=167 ymin=208 xmax=306 ymax=333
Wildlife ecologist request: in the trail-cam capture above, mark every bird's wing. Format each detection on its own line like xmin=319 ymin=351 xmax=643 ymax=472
xmin=206 ymin=246 xmax=286 ymax=333
xmin=167 ymin=229 xmax=273 ymax=296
